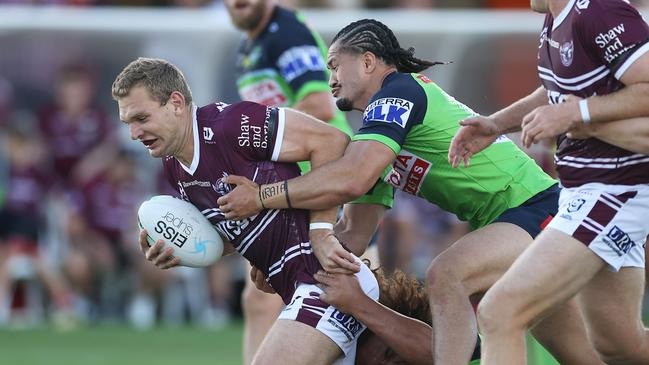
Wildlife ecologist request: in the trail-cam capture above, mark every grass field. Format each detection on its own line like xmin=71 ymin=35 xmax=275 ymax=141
xmin=0 ymin=322 xmax=244 ymax=365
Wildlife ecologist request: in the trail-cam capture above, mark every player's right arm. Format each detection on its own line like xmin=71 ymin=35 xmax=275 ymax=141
xmin=448 ymin=86 xmax=547 ymax=167
xmin=315 ymin=271 xmax=433 ymax=365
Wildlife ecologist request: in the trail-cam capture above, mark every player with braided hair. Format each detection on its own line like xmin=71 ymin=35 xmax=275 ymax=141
xmin=218 ymin=19 xmax=603 ymax=364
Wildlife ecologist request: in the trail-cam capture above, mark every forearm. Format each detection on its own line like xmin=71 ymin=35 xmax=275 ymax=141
xmin=588 ymin=117 xmax=649 ymax=154
xmin=586 ymin=83 xmax=649 ymax=124
xmin=490 ymin=86 xmax=548 ymax=133
xmin=351 ymin=295 xmax=433 ymax=365
xmin=334 ymin=204 xmax=385 ymax=256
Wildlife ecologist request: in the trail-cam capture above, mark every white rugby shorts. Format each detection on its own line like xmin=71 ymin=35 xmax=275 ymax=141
xmin=547 ymin=183 xmax=649 ymax=271
xmin=278 ymin=256 xmax=379 ymax=365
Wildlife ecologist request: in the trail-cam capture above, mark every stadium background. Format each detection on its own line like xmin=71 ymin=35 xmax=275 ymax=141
xmin=0 ymin=1 xmax=648 ymax=364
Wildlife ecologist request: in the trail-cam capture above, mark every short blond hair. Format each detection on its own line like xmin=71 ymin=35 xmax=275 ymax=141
xmin=111 ymin=57 xmax=193 ymax=105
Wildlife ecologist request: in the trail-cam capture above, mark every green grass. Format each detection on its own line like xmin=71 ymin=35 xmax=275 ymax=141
xmin=0 ymin=322 xmax=243 ymax=365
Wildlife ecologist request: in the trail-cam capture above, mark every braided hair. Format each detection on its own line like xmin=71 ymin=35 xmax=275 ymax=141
xmin=332 ymin=19 xmax=445 ymax=73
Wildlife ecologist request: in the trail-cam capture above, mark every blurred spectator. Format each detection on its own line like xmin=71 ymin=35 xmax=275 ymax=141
xmin=37 ymin=63 xmax=115 ymax=189
xmin=0 ymin=77 xmax=14 ymax=127
xmin=64 ymin=149 xmax=151 ymax=321
xmin=0 ymin=120 xmax=74 ymax=326
xmin=486 ymin=0 xmax=528 ymax=8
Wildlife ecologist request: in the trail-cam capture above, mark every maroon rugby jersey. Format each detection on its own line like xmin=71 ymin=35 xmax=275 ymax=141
xmin=538 ymin=0 xmax=649 ymax=187
xmin=162 ymin=101 xmax=321 ymax=304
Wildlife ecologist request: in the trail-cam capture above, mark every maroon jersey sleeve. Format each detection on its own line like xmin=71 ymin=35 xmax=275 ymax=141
xmin=220 ymin=101 xmax=283 ymax=162
xmin=578 ymin=0 xmax=649 ymax=79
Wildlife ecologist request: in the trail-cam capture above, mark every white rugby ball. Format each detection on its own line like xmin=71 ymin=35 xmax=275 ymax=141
xmin=137 ymin=195 xmax=223 ymax=268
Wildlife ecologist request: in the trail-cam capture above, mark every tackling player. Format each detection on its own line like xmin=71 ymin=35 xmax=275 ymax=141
xmin=224 ymin=1 xmax=353 ymax=360
xmin=447 ymin=1 xmax=649 ymax=364
xmin=216 ymin=19 xmax=603 ymax=365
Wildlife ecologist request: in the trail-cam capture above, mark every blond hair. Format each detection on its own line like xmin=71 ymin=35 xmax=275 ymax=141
xmin=111 ymin=57 xmax=193 ymax=105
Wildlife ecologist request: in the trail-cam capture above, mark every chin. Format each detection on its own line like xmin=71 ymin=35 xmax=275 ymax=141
xmin=336 ymin=98 xmax=355 ymax=112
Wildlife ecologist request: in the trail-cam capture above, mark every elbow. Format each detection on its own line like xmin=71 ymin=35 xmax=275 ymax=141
xmin=318 ymin=108 xmax=335 ymax=123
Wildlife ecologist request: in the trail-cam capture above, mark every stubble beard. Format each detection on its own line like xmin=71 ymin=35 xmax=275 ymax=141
xmin=336 ymin=98 xmax=354 ymax=112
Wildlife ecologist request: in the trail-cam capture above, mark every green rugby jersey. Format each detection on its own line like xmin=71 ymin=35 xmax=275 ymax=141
xmin=235 ymin=6 xmax=351 ymax=137
xmin=354 ymin=72 xmax=556 ymax=229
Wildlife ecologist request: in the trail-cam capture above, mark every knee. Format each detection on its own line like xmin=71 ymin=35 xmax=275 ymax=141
xmin=425 ymin=255 xmax=463 ymax=295
xmin=476 ymin=288 xmax=525 ymax=336
xmin=592 ymin=334 xmax=646 ymax=365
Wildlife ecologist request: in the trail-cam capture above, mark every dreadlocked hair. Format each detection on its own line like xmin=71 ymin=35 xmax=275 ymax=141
xmin=332 ymin=19 xmax=446 ymax=73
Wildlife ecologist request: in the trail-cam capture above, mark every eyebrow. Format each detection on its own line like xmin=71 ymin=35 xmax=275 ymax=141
xmin=122 ymin=111 xmax=148 ymax=124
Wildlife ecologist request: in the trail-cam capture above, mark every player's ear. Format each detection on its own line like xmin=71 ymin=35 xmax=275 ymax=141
xmin=168 ymin=91 xmax=186 ymax=114
xmin=362 ymin=52 xmax=377 ymax=73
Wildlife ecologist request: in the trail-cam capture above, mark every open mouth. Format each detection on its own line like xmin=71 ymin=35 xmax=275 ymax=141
xmin=331 ymin=87 xmax=340 ymax=97
xmin=142 ymin=139 xmax=158 ymax=149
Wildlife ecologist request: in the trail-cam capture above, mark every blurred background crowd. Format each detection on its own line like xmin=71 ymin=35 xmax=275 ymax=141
xmin=0 ymin=0 xmax=645 ymax=334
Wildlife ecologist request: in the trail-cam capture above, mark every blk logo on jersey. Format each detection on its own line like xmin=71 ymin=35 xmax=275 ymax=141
xmin=363 ymin=97 xmax=413 ymax=128
xmin=277 ymin=45 xmax=325 ymax=83
xmin=560 ymin=41 xmax=574 ymax=66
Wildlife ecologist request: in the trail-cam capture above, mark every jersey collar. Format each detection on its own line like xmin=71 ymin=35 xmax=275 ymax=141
xmin=552 ymin=0 xmax=575 ymax=31
xmin=179 ymin=104 xmax=200 ymax=176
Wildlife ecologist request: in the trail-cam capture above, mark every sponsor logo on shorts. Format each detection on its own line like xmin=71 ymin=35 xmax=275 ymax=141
xmin=363 ymin=97 xmax=413 ymax=128
xmin=560 ymin=213 xmax=573 ymax=221
xmin=328 ymin=309 xmax=363 ymax=341
xmin=604 ymin=225 xmax=635 ymax=256
xmin=567 ymin=198 xmax=586 ymax=213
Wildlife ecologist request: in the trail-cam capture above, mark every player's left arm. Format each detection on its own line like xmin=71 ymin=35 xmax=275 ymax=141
xmin=315 ymin=271 xmax=433 ymax=365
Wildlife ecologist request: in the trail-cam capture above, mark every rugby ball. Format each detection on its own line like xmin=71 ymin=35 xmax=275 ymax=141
xmin=137 ymin=195 xmax=223 ymax=268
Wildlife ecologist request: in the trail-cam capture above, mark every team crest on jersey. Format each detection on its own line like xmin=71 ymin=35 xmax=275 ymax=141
xmin=212 ymin=172 xmax=232 ymax=196
xmin=384 ymin=150 xmax=431 ymax=194
xmin=277 ymin=45 xmax=325 ymax=83
xmin=363 ymin=97 xmax=413 ymax=128
xmin=560 ymin=41 xmax=574 ymax=66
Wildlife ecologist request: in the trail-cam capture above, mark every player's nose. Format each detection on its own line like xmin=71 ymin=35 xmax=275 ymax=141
xmin=129 ymin=123 xmax=143 ymax=140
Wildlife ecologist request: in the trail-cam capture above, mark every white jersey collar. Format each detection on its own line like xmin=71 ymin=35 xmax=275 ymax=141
xmin=553 ymin=0 xmax=576 ymax=31
xmin=179 ymin=104 xmax=200 ymax=175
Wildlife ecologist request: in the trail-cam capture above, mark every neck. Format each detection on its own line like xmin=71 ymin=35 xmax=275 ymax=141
xmin=356 ymin=67 xmax=398 ymax=110
xmin=548 ymin=0 xmax=569 ymax=17
xmin=175 ymin=106 xmax=195 ymax=167
xmin=246 ymin=3 xmax=275 ymax=40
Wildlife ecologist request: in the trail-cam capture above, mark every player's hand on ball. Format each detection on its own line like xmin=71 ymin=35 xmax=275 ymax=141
xmin=217 ymin=175 xmax=262 ymax=220
xmin=315 ymin=270 xmax=363 ymax=314
xmin=139 ymin=229 xmax=180 ymax=269
xmin=310 ymin=231 xmax=360 ymax=274
xmin=449 ymin=115 xmax=500 ymax=168
xmin=250 ymin=265 xmax=276 ymax=294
